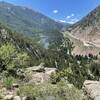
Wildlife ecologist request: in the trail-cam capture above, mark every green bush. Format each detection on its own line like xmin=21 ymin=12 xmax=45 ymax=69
xmin=17 ymin=84 xmax=36 ymax=99
xmin=17 ymin=81 xmax=88 ymax=100
xmin=0 ymin=43 xmax=30 ymax=77
xmin=50 ymin=72 xmax=61 ymax=84
xmin=3 ymin=76 xmax=14 ymax=89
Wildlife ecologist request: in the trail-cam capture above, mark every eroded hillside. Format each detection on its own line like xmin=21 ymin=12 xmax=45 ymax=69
xmin=65 ymin=6 xmax=100 ymax=55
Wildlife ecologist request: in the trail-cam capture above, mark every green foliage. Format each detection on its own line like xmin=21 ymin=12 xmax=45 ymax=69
xmin=90 ymin=62 xmax=100 ymax=78
xmin=0 ymin=43 xmax=16 ymax=71
xmin=44 ymin=37 xmax=74 ymax=69
xmin=50 ymin=72 xmax=61 ymax=84
xmin=17 ymin=84 xmax=36 ymax=99
xmin=17 ymin=81 xmax=87 ymax=100
xmin=50 ymin=54 xmax=100 ymax=88
xmin=0 ymin=43 xmax=30 ymax=77
xmin=3 ymin=76 xmax=14 ymax=89
xmin=14 ymin=52 xmax=30 ymax=68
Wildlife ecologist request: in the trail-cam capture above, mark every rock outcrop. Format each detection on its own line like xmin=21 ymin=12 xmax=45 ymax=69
xmin=26 ymin=63 xmax=57 ymax=84
xmin=0 ymin=65 xmax=57 ymax=99
xmin=26 ymin=63 xmax=45 ymax=72
xmin=28 ymin=67 xmax=57 ymax=84
xmin=83 ymin=80 xmax=100 ymax=100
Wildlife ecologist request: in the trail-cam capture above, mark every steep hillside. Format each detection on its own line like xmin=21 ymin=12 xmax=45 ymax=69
xmin=0 ymin=1 xmax=63 ymax=38
xmin=65 ymin=6 xmax=100 ymax=55
xmin=0 ymin=23 xmax=46 ymax=65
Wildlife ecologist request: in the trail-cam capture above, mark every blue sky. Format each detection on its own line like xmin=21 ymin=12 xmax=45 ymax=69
xmin=0 ymin=0 xmax=100 ymax=24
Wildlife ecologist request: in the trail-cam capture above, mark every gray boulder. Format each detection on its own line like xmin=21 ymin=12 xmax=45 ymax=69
xmin=83 ymin=80 xmax=100 ymax=100
xmin=26 ymin=63 xmax=45 ymax=72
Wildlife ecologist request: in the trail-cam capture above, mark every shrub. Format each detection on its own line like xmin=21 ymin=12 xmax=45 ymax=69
xmin=17 ymin=84 xmax=36 ymax=99
xmin=0 ymin=43 xmax=30 ymax=77
xmin=50 ymin=72 xmax=60 ymax=84
xmin=3 ymin=76 xmax=14 ymax=89
xmin=17 ymin=81 xmax=88 ymax=100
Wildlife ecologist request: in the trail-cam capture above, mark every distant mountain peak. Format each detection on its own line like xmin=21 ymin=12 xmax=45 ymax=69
xmin=0 ymin=1 xmax=13 ymax=6
xmin=95 ymin=5 xmax=100 ymax=9
xmin=0 ymin=1 xmax=63 ymax=36
xmin=0 ymin=1 xmax=63 ymax=46
xmin=65 ymin=6 xmax=100 ymax=55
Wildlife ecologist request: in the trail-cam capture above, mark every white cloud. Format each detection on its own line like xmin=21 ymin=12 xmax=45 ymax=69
xmin=53 ymin=10 xmax=58 ymax=14
xmin=56 ymin=13 xmax=79 ymax=24
xmin=56 ymin=18 xmax=79 ymax=24
xmin=65 ymin=14 xmax=78 ymax=24
xmin=66 ymin=13 xmax=75 ymax=19
xmin=59 ymin=20 xmax=66 ymax=23
xmin=67 ymin=18 xmax=78 ymax=24
xmin=66 ymin=16 xmax=71 ymax=19
xmin=71 ymin=13 xmax=75 ymax=17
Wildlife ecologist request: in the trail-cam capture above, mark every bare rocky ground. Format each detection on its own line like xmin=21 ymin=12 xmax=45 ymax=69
xmin=26 ymin=66 xmax=57 ymax=84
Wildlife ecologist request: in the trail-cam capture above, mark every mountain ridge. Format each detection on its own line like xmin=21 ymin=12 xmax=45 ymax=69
xmin=0 ymin=1 xmax=63 ymax=36
xmin=65 ymin=5 xmax=100 ymax=55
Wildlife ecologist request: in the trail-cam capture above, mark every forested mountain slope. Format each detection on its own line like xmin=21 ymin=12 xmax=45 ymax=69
xmin=0 ymin=1 xmax=63 ymax=44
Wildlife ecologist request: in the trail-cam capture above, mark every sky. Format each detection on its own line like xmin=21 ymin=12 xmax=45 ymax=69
xmin=0 ymin=0 xmax=100 ymax=24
